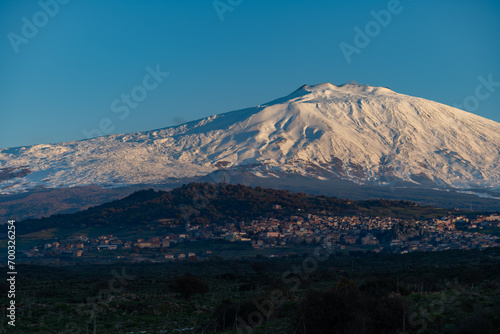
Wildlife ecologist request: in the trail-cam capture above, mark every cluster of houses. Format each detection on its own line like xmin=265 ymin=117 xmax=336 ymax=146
xmin=224 ymin=214 xmax=500 ymax=253
xmin=22 ymin=213 xmax=500 ymax=260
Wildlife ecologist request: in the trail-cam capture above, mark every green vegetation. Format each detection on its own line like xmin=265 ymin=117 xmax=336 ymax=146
xmin=169 ymin=274 xmax=210 ymax=301
xmin=2 ymin=183 xmax=498 ymax=332
xmin=17 ymin=183 xmax=456 ymax=235
xmin=1 ymin=248 xmax=500 ymax=333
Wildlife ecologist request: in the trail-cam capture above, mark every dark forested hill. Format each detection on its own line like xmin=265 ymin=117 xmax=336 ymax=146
xmin=17 ymin=183 xmax=459 ymax=234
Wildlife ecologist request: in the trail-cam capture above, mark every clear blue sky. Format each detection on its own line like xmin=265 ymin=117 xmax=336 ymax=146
xmin=1 ymin=0 xmax=499 ymax=148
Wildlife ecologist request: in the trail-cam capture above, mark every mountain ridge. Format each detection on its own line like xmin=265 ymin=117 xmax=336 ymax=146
xmin=1 ymin=82 xmax=500 ymax=196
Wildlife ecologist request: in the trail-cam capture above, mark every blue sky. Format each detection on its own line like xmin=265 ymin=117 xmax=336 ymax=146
xmin=1 ymin=0 xmax=499 ymax=148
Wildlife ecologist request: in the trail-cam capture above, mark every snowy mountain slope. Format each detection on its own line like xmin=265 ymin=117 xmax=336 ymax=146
xmin=1 ymin=82 xmax=500 ymax=194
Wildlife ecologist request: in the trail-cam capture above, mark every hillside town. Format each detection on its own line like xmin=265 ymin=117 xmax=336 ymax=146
xmin=21 ymin=212 xmax=500 ymax=263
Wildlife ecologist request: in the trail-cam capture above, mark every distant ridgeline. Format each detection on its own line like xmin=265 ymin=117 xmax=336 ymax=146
xmin=18 ymin=183 xmax=454 ymax=234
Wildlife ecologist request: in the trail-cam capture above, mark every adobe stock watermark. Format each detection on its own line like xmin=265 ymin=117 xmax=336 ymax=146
xmin=213 ymin=0 xmax=243 ymax=22
xmin=401 ymin=281 xmax=464 ymax=334
xmin=7 ymin=0 xmax=71 ymax=54
xmin=236 ymin=239 xmax=335 ymax=333
xmin=453 ymin=74 xmax=500 ymax=112
xmin=82 ymin=64 xmax=169 ymax=139
xmin=339 ymin=0 xmax=410 ymax=64
xmin=63 ymin=267 xmax=136 ymax=333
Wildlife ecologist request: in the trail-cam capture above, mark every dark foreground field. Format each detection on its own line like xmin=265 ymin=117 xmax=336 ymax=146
xmin=1 ymin=248 xmax=500 ymax=333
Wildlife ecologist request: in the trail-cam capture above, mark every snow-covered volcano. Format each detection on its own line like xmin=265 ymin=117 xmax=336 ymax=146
xmin=2 ymin=82 xmax=500 ymax=194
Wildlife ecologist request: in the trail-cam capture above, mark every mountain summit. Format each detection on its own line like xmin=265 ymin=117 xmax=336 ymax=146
xmin=2 ymin=83 xmax=500 ymax=194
